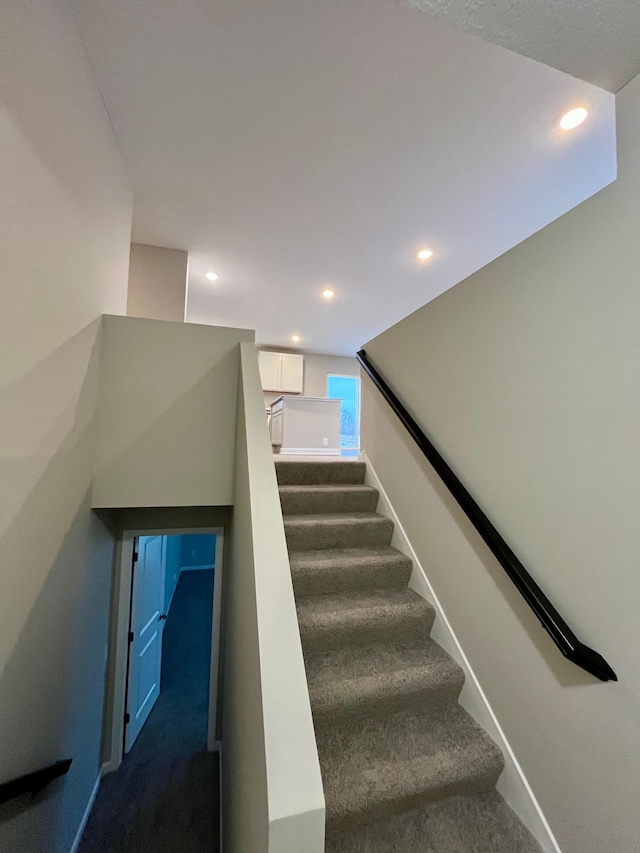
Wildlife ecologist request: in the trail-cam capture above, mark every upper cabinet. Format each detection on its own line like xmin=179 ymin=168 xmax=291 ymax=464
xmin=258 ymin=351 xmax=281 ymax=391
xmin=280 ymin=353 xmax=304 ymax=392
xmin=258 ymin=351 xmax=304 ymax=393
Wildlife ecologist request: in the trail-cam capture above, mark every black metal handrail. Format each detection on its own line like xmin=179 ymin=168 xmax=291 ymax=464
xmin=357 ymin=348 xmax=616 ymax=682
xmin=0 ymin=759 xmax=72 ymax=805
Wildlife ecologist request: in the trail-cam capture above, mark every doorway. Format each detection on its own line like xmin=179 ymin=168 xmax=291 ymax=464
xmin=327 ymin=374 xmax=361 ymax=450
xmin=79 ymin=528 xmax=223 ymax=852
xmin=123 ymin=532 xmax=219 ymax=754
xmin=105 ymin=527 xmax=224 ymax=773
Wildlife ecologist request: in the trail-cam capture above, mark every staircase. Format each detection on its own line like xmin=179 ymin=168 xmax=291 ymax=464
xmin=276 ymin=458 xmax=542 ymax=853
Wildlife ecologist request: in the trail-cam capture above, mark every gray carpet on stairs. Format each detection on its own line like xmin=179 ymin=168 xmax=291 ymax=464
xmin=276 ymin=459 xmax=542 ymax=853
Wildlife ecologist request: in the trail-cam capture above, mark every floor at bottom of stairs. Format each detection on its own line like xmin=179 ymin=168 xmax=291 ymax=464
xmin=325 ymin=791 xmax=543 ymax=853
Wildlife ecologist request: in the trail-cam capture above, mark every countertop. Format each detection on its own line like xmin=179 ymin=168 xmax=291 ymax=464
xmin=271 ymin=395 xmax=341 ymax=404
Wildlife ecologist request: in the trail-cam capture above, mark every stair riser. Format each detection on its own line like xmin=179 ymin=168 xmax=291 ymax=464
xmin=280 ymin=489 xmax=379 ymax=515
xmin=275 ymin=461 xmax=366 ymax=486
xmin=299 ymin=608 xmax=435 ymax=653
xmin=310 ymin=676 xmax=465 ymax=725
xmin=291 ymin=561 xmax=412 ymax=596
xmin=324 ymin=766 xmax=503 ymax=835
xmin=285 ymin=519 xmax=394 ymax=551
xmin=325 ymin=793 xmax=543 ymax=853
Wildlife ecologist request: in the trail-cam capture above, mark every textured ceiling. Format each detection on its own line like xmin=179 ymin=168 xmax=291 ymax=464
xmin=404 ymin=0 xmax=640 ymax=92
xmin=72 ymin=0 xmax=616 ymax=355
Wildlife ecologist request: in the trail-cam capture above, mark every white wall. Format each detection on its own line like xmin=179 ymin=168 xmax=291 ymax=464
xmin=223 ymin=343 xmax=325 ymax=853
xmin=0 ymin=1 xmax=132 ymax=850
xmin=362 ymin=71 xmax=640 ymax=853
xmin=92 ymin=316 xmax=254 ymax=508
xmin=263 ymin=352 xmax=359 ymax=408
xmin=127 ymin=242 xmax=188 ymax=322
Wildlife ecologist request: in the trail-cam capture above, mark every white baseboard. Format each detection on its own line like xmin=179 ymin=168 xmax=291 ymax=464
xmin=278 ymin=447 xmax=341 ymax=456
xmin=69 ymin=770 xmax=102 ymax=853
xmin=100 ymin=757 xmax=120 ymax=775
xmin=362 ymin=453 xmax=561 ymax=853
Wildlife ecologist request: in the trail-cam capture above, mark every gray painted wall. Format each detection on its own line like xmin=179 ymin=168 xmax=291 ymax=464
xmin=223 ymin=344 xmax=325 ymax=852
xmin=164 ymin=536 xmax=183 ymax=611
xmin=224 ymin=371 xmax=270 ymax=853
xmin=163 ymin=534 xmax=216 ymax=611
xmin=92 ymin=316 xmax=254 ymax=508
xmin=302 ymin=353 xmax=360 ymax=397
xmin=127 ymin=243 xmax=188 ymax=323
xmin=0 ymin=0 xmax=132 ymax=850
xmin=362 ymin=71 xmax=640 ymax=853
xmin=181 ymin=533 xmax=216 ymax=568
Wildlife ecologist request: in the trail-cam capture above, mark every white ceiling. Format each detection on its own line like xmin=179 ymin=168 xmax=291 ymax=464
xmin=72 ymin=0 xmax=616 ymax=356
xmin=405 ymin=0 xmax=640 ymax=93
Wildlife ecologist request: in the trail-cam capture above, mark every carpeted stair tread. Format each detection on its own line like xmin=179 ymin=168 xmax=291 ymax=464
xmin=297 ymin=588 xmax=434 ymax=650
xmin=305 ymin=638 xmax=464 ymax=720
xmin=279 ymin=484 xmax=379 ymax=515
xmin=325 ymin=792 xmax=543 ymax=852
xmin=275 ymin=459 xmax=366 ymax=485
xmin=317 ymin=705 xmax=505 ymax=832
xmin=284 ymin=513 xmax=394 ymax=551
xmin=289 ymin=546 xmax=413 ymax=595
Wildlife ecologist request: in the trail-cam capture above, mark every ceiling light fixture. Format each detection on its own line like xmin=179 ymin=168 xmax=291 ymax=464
xmin=560 ymin=108 xmax=588 ymax=130
xmin=417 ymin=249 xmax=433 ymax=260
xmin=322 ymin=289 xmax=335 ymax=298
xmin=291 ymin=335 xmax=301 ymax=342
xmin=205 ymin=272 xmax=218 ymax=281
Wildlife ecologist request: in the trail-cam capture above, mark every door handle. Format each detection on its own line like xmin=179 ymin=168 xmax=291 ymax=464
xmin=159 ymin=613 xmax=168 ymax=621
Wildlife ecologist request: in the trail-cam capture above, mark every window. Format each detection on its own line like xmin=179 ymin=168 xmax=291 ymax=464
xmin=327 ymin=374 xmax=361 ymax=450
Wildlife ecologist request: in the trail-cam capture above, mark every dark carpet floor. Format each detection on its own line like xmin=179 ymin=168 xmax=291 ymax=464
xmin=79 ymin=570 xmax=219 ymax=853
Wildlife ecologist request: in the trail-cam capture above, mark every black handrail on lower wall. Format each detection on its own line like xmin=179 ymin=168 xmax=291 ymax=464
xmin=0 ymin=759 xmax=72 ymax=805
xmin=356 ymin=349 xmax=617 ymax=683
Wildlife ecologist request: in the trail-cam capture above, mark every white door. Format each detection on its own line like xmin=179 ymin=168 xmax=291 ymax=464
xmin=125 ymin=535 xmax=166 ymax=752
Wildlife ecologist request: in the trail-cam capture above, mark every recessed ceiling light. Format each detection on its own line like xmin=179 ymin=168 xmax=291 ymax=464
xmin=417 ymin=249 xmax=433 ymax=260
xmin=205 ymin=272 xmax=218 ymax=281
xmin=322 ymin=289 xmax=335 ymax=298
xmin=291 ymin=335 xmax=301 ymax=342
xmin=560 ymin=108 xmax=588 ymax=130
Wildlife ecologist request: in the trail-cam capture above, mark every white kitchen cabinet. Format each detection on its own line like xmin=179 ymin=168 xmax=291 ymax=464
xmin=258 ymin=351 xmax=304 ymax=393
xmin=280 ymin=353 xmax=304 ymax=392
xmin=258 ymin=351 xmax=281 ymax=392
